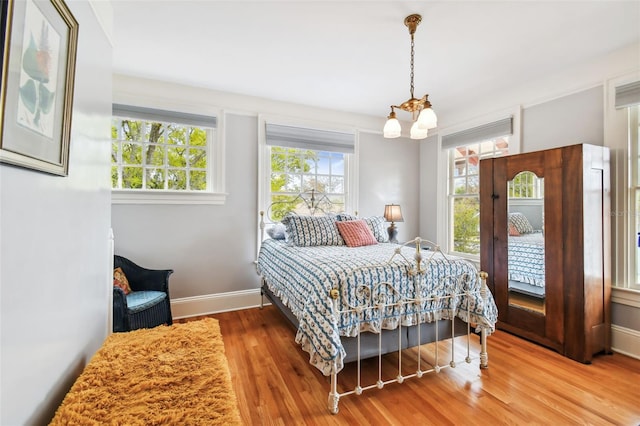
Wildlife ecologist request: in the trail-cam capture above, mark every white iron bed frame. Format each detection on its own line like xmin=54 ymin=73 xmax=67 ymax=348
xmin=256 ymin=195 xmax=491 ymax=414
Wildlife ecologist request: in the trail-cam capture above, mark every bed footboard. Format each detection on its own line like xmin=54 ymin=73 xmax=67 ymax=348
xmin=327 ymin=267 xmax=491 ymax=414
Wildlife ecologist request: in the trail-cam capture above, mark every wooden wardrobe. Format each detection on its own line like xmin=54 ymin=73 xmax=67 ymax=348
xmin=479 ymin=143 xmax=611 ymax=363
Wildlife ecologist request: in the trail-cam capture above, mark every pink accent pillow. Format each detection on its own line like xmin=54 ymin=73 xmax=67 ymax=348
xmin=508 ymin=222 xmax=521 ymax=236
xmin=335 ymin=220 xmax=378 ymax=247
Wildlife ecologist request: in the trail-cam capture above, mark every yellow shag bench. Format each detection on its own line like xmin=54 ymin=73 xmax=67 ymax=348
xmin=50 ymin=318 xmax=242 ymax=425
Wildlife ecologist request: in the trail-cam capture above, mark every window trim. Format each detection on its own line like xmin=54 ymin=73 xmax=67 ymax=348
xmin=111 ymin=190 xmax=227 ymax=205
xmin=437 ymin=108 xmax=522 ymax=259
xmin=110 ymin=105 xmax=226 ymax=205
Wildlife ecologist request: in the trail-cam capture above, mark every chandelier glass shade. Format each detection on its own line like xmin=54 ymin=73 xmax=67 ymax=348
xmin=383 ymin=14 xmax=437 ymax=140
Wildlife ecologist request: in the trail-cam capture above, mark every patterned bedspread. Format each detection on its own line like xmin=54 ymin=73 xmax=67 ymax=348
xmin=256 ymin=239 xmax=498 ymax=375
xmin=508 ymin=232 xmax=545 ymax=287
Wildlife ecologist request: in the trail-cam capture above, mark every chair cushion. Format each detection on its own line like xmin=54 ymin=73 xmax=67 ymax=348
xmin=126 ymin=291 xmax=167 ymax=314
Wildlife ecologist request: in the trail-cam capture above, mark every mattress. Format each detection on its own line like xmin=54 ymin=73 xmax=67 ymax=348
xmin=508 ymin=231 xmax=545 ymax=288
xmin=256 ymin=239 xmax=498 ymax=375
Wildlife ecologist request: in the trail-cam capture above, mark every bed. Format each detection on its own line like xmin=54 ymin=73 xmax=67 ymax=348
xmin=507 ymin=212 xmax=545 ymax=298
xmin=255 ymin=194 xmax=498 ymax=413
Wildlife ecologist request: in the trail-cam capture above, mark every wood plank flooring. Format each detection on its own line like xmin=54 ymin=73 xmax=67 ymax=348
xmin=178 ymin=307 xmax=640 ymax=425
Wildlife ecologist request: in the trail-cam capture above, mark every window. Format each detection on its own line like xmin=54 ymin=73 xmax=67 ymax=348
xmin=259 ymin=120 xmax=356 ymax=222
xmin=442 ymin=117 xmax=513 ymax=257
xmin=508 ymin=171 xmax=544 ymax=199
xmin=111 ymin=104 xmax=224 ymax=204
xmin=270 ymin=146 xmax=346 ymax=220
xmin=611 ymin=79 xmax=640 ymax=291
xmin=630 ymin=106 xmax=640 ymax=288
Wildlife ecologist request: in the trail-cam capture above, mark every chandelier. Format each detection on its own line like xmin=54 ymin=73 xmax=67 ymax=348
xmin=383 ymin=14 xmax=437 ymax=140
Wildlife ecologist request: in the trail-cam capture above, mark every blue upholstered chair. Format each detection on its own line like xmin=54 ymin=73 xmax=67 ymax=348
xmin=113 ymin=255 xmax=173 ymax=332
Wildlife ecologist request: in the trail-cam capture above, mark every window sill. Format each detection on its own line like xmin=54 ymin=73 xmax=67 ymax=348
xmin=612 ymin=287 xmax=640 ymax=308
xmin=111 ymin=190 xmax=227 ymax=205
xmin=447 ymin=251 xmax=481 ymax=269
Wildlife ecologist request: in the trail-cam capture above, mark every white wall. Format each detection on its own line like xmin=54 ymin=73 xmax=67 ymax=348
xmin=0 ymin=2 xmax=112 ymax=424
xmin=111 ymin=76 xmax=422 ymax=305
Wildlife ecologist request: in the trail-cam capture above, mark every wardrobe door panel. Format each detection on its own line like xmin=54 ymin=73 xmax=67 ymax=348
xmin=541 ymin=149 xmax=564 ymax=346
xmin=480 ymin=144 xmax=611 ymax=363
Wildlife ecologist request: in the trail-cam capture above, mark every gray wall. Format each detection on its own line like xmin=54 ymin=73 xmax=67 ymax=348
xmin=419 ymin=134 xmax=439 ymax=243
xmin=111 ymin=78 xmax=421 ymax=300
xmin=112 ymin=114 xmax=260 ymax=298
xmin=358 ymin=131 xmax=420 ymax=242
xmin=522 ymin=86 xmax=604 ymax=152
xmin=0 ymin=3 xmax=112 ymax=424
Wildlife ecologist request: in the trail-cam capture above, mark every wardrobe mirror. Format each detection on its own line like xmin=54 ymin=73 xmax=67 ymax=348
xmin=507 ymin=171 xmax=545 ymax=315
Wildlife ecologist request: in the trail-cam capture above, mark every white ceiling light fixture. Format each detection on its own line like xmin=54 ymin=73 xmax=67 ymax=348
xmin=383 ymin=14 xmax=438 ymax=140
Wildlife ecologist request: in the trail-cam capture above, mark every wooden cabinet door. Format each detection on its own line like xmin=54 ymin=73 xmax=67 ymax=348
xmin=480 ymin=148 xmax=564 ymax=352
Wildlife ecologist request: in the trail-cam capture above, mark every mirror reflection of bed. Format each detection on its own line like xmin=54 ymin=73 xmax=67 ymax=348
xmin=507 ymin=172 xmax=545 ymax=315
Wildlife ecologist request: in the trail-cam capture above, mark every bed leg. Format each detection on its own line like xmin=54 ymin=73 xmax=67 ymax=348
xmin=480 ymin=328 xmax=489 ymax=369
xmin=328 ymin=372 xmax=339 ymax=414
xmin=259 ymin=285 xmax=264 ymax=310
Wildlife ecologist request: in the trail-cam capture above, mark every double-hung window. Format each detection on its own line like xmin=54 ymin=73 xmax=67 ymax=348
xmin=111 ymin=104 xmax=224 ymax=204
xmin=442 ymin=117 xmax=513 ymax=258
xmin=615 ymin=80 xmax=640 ymax=290
xmin=259 ymin=121 xmax=356 ymax=222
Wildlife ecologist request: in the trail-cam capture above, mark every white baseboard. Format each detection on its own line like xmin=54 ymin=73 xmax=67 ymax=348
xmin=611 ymin=324 xmax=640 ymax=360
xmin=172 ymin=290 xmax=640 ymax=361
xmin=171 ymin=289 xmax=268 ymax=319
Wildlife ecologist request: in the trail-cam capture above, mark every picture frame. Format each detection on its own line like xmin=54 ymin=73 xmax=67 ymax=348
xmin=0 ymin=0 xmax=78 ymax=176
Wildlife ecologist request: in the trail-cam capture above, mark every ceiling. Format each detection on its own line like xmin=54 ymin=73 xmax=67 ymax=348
xmin=112 ymin=1 xmax=640 ymax=125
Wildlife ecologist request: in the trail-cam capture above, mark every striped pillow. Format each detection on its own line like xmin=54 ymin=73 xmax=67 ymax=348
xmin=509 ymin=212 xmax=534 ymax=234
xmin=281 ymin=214 xmax=344 ymax=246
xmin=335 ymin=220 xmax=378 ymax=247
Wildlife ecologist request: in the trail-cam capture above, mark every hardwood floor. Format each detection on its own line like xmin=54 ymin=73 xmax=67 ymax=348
xmin=179 ymin=307 xmax=640 ymax=425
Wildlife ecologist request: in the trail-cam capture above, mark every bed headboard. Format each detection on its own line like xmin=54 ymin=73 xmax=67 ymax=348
xmin=257 ymin=190 xmax=348 ymax=256
xmin=262 ymin=189 xmax=338 ymax=223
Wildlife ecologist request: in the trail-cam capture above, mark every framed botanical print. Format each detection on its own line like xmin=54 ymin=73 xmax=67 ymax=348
xmin=0 ymin=0 xmax=78 ymax=176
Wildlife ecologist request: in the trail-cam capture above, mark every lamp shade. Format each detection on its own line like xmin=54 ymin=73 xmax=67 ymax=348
xmin=383 ymin=117 xmax=401 ymax=138
xmin=383 ymin=204 xmax=404 ymax=222
xmin=416 ymin=107 xmax=438 ymax=130
xmin=410 ymin=121 xmax=428 ymax=140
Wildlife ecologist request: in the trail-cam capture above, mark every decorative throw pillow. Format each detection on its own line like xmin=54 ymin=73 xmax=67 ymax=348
xmin=336 ymin=213 xmax=357 ymax=221
xmin=113 ymin=267 xmax=132 ymax=295
xmin=266 ymin=222 xmax=286 ymax=240
xmin=281 ymin=213 xmax=344 ymax=246
xmin=509 ymin=212 xmax=534 ymax=234
xmin=336 ymin=220 xmax=378 ymax=247
xmin=337 ymin=214 xmax=389 ymax=243
xmin=363 ymin=216 xmax=389 ymax=243
xmin=508 ymin=222 xmax=521 ymax=236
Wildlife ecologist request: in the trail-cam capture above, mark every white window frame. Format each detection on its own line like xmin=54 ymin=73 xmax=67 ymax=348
xmin=111 ymin=104 xmax=226 ymax=205
xmin=257 ymin=114 xmax=359 ymax=226
xmin=606 ymin=73 xmax=640 ymax=307
xmin=437 ymin=109 xmax=521 ymax=262
xmin=626 ymin=105 xmax=640 ymax=292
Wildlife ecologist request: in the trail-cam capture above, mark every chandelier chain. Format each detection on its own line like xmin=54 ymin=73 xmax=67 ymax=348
xmin=409 ymin=33 xmax=415 ymax=99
